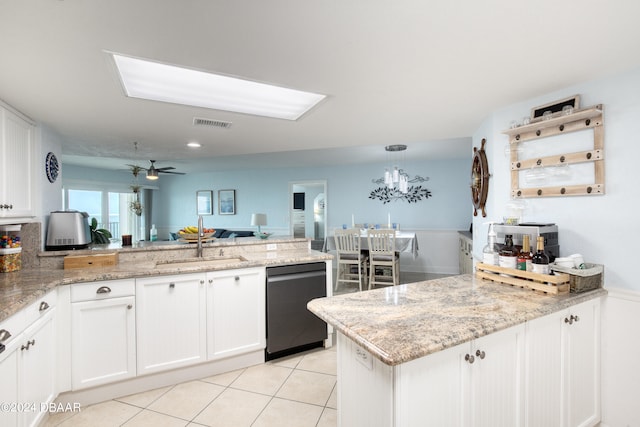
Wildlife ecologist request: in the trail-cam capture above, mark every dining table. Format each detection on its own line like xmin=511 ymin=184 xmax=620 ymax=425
xmin=323 ymin=230 xmax=419 ymax=258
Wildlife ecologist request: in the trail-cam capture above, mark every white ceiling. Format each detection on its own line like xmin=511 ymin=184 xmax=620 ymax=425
xmin=1 ymin=0 xmax=639 ymax=173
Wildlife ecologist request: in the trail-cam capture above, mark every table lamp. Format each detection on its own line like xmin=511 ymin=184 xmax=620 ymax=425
xmin=251 ymin=213 xmax=267 ymax=234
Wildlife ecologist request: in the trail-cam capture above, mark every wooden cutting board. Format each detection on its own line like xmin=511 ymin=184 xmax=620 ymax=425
xmin=64 ymin=253 xmax=118 ymax=269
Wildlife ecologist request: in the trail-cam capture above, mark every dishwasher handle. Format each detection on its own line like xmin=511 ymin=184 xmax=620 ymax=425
xmin=266 ymin=270 xmax=326 ymax=283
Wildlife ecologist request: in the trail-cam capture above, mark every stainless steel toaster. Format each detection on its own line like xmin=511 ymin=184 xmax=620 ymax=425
xmin=45 ymin=210 xmax=91 ymax=250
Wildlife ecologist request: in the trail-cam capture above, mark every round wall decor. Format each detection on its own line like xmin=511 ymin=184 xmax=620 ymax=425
xmin=471 ymin=138 xmax=490 ymax=217
xmin=45 ymin=152 xmax=59 ymax=183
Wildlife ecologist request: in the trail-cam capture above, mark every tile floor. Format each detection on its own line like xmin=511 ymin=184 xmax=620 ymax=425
xmin=43 ymin=347 xmax=338 ymax=427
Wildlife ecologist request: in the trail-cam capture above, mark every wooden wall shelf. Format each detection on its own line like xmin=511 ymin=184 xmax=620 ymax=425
xmin=502 ymin=104 xmax=604 ymax=198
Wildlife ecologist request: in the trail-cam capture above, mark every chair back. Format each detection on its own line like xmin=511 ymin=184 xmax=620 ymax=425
xmin=367 ymin=229 xmax=396 ymax=255
xmin=334 ymin=228 xmax=361 ymax=255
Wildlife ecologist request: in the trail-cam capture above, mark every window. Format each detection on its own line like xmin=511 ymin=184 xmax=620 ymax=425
xmin=64 ymin=184 xmax=146 ymax=242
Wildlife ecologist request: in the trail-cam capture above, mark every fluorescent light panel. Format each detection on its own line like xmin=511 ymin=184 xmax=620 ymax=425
xmin=112 ymin=53 xmax=325 ymax=120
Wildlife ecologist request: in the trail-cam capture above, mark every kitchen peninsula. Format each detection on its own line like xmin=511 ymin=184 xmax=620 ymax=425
xmin=308 ymin=274 xmax=606 ymax=427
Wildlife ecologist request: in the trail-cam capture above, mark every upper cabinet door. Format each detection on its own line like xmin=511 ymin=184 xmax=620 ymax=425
xmin=0 ymin=107 xmax=35 ymax=219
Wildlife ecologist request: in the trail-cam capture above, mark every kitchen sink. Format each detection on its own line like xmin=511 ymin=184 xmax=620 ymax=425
xmin=154 ymin=256 xmax=247 ymax=269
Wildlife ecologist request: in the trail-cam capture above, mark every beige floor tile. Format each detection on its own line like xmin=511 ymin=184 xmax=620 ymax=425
xmin=193 ymin=388 xmax=271 ymax=427
xmin=317 ymin=407 xmax=338 ymax=427
xmin=147 ymin=380 xmax=225 ymax=421
xmin=268 ymin=353 xmax=304 ymax=369
xmin=42 ymin=409 xmax=77 ymax=426
xmin=56 ymin=400 xmax=141 ymax=427
xmin=326 ymin=384 xmax=337 ymax=409
xmin=115 ymin=385 xmax=173 ymax=408
xmin=200 ymin=368 xmax=245 ymax=387
xmin=230 ymin=363 xmax=292 ymax=395
xmin=276 ymin=370 xmax=336 ymax=406
xmin=123 ymin=409 xmax=188 ymax=427
xmin=296 ymin=349 xmax=337 ymax=375
xmin=251 ymin=398 xmax=323 ymax=427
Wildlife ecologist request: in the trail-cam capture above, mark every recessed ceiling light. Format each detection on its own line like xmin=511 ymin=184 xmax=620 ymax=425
xmin=110 ymin=53 xmax=326 ymax=120
xmin=187 ymin=142 xmax=201 ymax=148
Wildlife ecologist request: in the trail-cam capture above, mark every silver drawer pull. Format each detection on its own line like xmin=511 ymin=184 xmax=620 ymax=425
xmin=465 ymin=354 xmax=475 ymax=364
xmin=475 ymin=349 xmax=486 ymax=359
xmin=96 ymin=286 xmax=112 ymax=294
xmin=127 ymin=304 xmax=133 ymax=310
xmin=39 ymin=301 xmax=50 ymax=312
xmin=0 ymin=329 xmax=11 ymax=342
xmin=235 ymin=276 xmax=240 ymax=281
xmin=169 ymin=283 xmax=175 ymax=289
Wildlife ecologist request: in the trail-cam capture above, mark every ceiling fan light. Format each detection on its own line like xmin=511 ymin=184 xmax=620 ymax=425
xmin=146 ymin=169 xmax=159 ymax=180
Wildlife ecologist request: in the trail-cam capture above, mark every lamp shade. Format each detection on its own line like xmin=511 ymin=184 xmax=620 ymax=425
xmin=251 ymin=213 xmax=267 ymax=227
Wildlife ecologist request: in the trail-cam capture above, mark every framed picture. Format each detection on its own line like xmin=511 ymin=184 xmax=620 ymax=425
xmin=196 ymin=190 xmax=213 ymax=215
xmin=218 ymin=189 xmax=236 ymax=215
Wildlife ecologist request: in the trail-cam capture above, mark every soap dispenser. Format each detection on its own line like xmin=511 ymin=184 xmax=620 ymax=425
xmin=482 ymin=222 xmax=499 ymax=265
xmin=150 ymin=224 xmax=158 ymax=242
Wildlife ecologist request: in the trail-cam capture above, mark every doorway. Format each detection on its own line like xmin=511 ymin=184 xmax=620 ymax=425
xmin=289 ymin=180 xmax=327 ymax=251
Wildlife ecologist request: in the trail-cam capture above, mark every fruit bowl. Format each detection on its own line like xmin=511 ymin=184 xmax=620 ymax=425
xmin=177 ymin=232 xmax=215 ymax=242
xmin=254 ymin=232 xmax=272 ymax=240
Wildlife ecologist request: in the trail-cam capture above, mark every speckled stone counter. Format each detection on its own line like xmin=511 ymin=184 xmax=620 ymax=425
xmin=0 ymin=238 xmax=331 ymax=323
xmin=307 ymin=274 xmax=606 ymax=366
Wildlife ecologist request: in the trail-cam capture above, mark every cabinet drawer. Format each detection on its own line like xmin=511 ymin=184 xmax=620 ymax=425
xmin=23 ymin=289 xmax=57 ymax=326
xmin=71 ymin=279 xmax=135 ymax=302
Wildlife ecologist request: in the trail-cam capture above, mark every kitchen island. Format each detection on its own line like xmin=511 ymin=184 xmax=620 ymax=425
xmin=308 ymin=274 xmax=606 ymax=427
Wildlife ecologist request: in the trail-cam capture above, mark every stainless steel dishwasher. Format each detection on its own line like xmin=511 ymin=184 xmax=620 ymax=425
xmin=265 ymin=262 xmax=327 ymax=360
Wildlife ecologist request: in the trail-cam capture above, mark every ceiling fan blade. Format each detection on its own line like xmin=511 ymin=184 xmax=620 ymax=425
xmin=158 ymin=170 xmax=185 ymax=175
xmin=156 ymin=166 xmax=176 ymax=171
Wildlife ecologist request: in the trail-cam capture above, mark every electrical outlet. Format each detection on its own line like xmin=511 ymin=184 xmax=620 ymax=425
xmin=266 ymin=243 xmax=277 ymax=251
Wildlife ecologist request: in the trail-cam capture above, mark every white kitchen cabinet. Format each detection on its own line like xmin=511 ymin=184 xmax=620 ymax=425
xmin=395 ymin=323 xmax=525 ymax=427
xmin=20 ymin=307 xmax=56 ymax=427
xmin=136 ymin=273 xmax=207 ymax=375
xmin=0 ymin=105 xmax=36 ymax=220
xmin=71 ymin=279 xmax=136 ymax=389
xmin=206 ymin=267 xmax=266 ymax=360
xmin=0 ymin=290 xmax=57 ymax=427
xmin=339 ymin=323 xmax=525 ymax=427
xmin=525 ymin=298 xmax=601 ymax=427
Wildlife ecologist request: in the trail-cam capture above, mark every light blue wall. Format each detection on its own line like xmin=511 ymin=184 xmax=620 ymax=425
xmin=63 ymin=156 xmax=471 ymax=238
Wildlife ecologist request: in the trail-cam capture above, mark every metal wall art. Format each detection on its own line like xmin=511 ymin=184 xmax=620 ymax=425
xmin=369 ymin=175 xmax=431 ymax=204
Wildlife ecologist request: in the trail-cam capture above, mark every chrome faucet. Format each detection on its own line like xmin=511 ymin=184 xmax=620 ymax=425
xmin=197 ymin=215 xmax=204 ymax=258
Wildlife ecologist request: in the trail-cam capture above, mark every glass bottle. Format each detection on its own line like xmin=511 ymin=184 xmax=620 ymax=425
xmin=517 ymin=234 xmax=532 ymax=271
xmin=531 ymin=236 xmax=550 ymax=274
xmin=498 ymin=234 xmax=517 ymax=269
xmin=482 ymin=223 xmax=499 ymax=265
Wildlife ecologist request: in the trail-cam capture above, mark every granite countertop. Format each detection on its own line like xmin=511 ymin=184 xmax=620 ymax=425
xmin=307 ymin=274 xmax=606 ymax=366
xmin=0 ymin=248 xmax=331 ymax=324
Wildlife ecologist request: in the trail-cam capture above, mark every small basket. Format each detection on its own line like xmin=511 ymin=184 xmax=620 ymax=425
xmin=550 ymin=263 xmax=603 ymax=293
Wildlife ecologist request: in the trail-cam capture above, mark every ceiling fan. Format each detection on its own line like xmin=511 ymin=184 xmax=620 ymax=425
xmin=127 ymin=160 xmax=185 ymax=181
xmin=145 ymin=160 xmax=185 ymax=180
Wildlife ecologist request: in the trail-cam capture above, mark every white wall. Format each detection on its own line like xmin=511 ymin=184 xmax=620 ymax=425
xmin=472 ymin=67 xmax=640 ymax=426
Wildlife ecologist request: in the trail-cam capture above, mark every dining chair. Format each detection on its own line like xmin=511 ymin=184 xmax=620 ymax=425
xmin=334 ymin=228 xmax=368 ymax=292
xmin=367 ymin=229 xmax=399 ymax=289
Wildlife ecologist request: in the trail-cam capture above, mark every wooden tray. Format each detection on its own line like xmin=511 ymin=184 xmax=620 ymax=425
xmin=475 ymin=262 xmax=570 ymax=295
xmin=64 ymin=253 xmax=118 ymax=270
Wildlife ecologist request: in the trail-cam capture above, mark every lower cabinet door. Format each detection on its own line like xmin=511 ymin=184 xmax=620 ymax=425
xmin=136 ymin=274 xmax=206 ymax=375
xmin=206 ymin=268 xmax=266 ymax=360
xmin=565 ymin=299 xmax=600 ymax=427
xmin=71 ymin=296 xmax=136 ymax=389
xmin=469 ymin=323 xmax=525 ymax=427
xmin=0 ymin=345 xmax=19 ymax=427
xmin=20 ymin=309 xmax=56 ymax=427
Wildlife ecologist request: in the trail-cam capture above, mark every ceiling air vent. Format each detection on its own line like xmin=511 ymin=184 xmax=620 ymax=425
xmin=193 ymin=117 xmax=232 ymax=129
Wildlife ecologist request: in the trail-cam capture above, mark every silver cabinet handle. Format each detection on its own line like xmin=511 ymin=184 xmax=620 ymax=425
xmin=0 ymin=329 xmax=11 ymax=342
xmin=571 ymin=314 xmax=580 ymax=322
xmin=96 ymin=286 xmax=112 ymax=294
xmin=21 ymin=339 xmax=35 ymax=351
xmin=169 ymin=283 xmax=175 ymax=289
xmin=208 ymin=279 xmax=213 ymax=284
xmin=465 ymin=354 xmax=475 ymax=364
xmin=564 ymin=317 xmax=573 ymax=325
xmin=200 ymin=280 xmax=204 ymax=285
xmin=235 ymin=276 xmax=240 ymax=281
xmin=127 ymin=304 xmax=133 ymax=310
xmin=39 ymin=301 xmax=50 ymax=312
xmin=475 ymin=349 xmax=486 ymax=359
